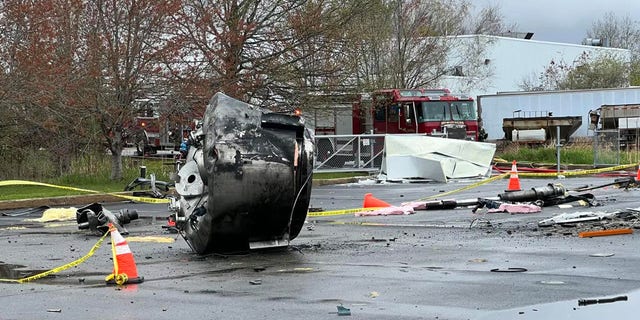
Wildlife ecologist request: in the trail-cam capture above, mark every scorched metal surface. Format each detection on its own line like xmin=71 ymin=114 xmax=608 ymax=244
xmin=169 ymin=92 xmax=314 ymax=254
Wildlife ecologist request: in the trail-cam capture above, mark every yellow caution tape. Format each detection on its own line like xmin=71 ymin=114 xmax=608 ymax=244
xmin=307 ymin=207 xmax=381 ymax=217
xmin=0 ymin=230 xmax=109 ymax=283
xmin=105 ymin=224 xmax=126 ymax=285
xmin=0 ymin=180 xmax=169 ymax=204
xmin=517 ymin=163 xmax=637 ymax=177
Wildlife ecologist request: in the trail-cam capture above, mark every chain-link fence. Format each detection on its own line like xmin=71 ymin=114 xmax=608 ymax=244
xmin=593 ymin=129 xmax=620 ymax=166
xmin=314 ymin=134 xmax=386 ymax=172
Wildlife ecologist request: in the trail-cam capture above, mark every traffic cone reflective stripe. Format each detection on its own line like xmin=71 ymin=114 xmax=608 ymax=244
xmin=363 ymin=193 xmax=391 ymax=208
xmin=506 ymin=160 xmax=522 ymax=192
xmin=106 ymin=223 xmax=143 ymax=285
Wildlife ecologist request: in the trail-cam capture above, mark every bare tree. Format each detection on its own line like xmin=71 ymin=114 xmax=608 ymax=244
xmin=0 ymin=0 xmax=90 ymax=176
xmin=519 ymin=52 xmax=629 ymax=91
xmin=586 ymin=11 xmax=640 ymax=86
xmin=82 ymin=0 xmax=180 ymax=180
xmin=587 ymin=12 xmax=640 ymax=52
xmin=465 ymin=3 xmax=517 ymax=36
xmin=342 ymin=0 xmax=512 ymax=92
xmin=169 ymin=0 xmax=351 ymax=109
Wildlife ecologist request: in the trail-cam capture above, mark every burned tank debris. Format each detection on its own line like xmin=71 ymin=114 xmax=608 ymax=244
xmin=167 ymin=93 xmax=315 ymax=254
xmin=76 ymin=203 xmax=139 ymax=235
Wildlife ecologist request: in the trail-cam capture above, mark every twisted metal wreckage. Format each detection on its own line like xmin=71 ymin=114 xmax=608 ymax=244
xmin=165 ymin=93 xmax=315 ymax=254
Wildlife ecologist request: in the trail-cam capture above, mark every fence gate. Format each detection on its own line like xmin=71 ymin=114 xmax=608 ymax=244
xmin=593 ymin=129 xmax=620 ymax=166
xmin=314 ymin=134 xmax=387 ymax=172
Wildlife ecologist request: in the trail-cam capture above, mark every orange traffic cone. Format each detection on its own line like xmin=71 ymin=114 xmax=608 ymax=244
xmin=506 ymin=160 xmax=522 ymax=192
xmin=635 ymin=164 xmax=640 ymax=181
xmin=105 ymin=223 xmax=144 ymax=285
xmin=363 ymin=193 xmax=391 ymax=208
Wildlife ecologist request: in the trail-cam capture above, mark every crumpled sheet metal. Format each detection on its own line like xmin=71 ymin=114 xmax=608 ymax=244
xmin=538 ymin=211 xmax=617 ymax=227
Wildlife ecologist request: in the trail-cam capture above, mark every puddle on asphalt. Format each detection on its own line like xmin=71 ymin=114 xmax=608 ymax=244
xmin=0 ymin=262 xmax=46 ymax=280
xmin=476 ymin=289 xmax=640 ymax=319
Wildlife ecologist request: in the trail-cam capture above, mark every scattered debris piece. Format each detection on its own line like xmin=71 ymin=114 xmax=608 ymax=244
xmin=1 ymin=206 xmax=50 ymax=217
xmin=487 ymin=203 xmax=541 ymax=214
xmin=26 ymin=207 xmax=77 ymax=223
xmin=126 ymin=236 xmax=175 ymax=243
xmin=277 ymin=267 xmax=314 ymax=273
xmin=538 ymin=211 xmax=616 ymax=227
xmin=249 ymin=279 xmax=262 ymax=285
xmin=490 ymin=267 xmax=527 ymax=272
xmin=76 ymin=203 xmax=139 ymax=235
xmin=574 ymin=177 xmax=635 ymax=192
xmin=589 ymin=253 xmax=615 ymax=257
xmin=578 ymin=228 xmax=633 ymax=238
xmin=355 ymin=206 xmax=414 ymax=216
xmin=124 ymin=172 xmax=173 ymax=198
xmin=578 ymin=295 xmax=628 ymax=306
xmin=369 ymin=291 xmax=379 ymax=298
xmin=532 ymin=208 xmax=639 ymax=237
xmin=336 ymin=305 xmax=351 ymax=316
xmin=499 ymin=184 xmax=565 ymax=203
xmin=46 ymin=309 xmax=62 ymax=313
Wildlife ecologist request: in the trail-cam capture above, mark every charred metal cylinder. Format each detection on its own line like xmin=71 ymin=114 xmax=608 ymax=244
xmin=498 ymin=184 xmax=566 ymax=203
xmin=169 ymin=92 xmax=315 ymax=254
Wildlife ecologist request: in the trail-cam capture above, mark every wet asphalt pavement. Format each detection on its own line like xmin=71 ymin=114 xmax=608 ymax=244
xmin=1 ymin=176 xmax=640 ymax=319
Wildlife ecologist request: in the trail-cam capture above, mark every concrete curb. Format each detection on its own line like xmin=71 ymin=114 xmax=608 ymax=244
xmin=0 ymin=193 xmax=134 ymax=211
xmin=311 ymin=177 xmax=361 ymax=187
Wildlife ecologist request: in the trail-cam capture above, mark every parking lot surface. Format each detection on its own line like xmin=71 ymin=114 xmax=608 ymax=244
xmin=1 ymin=175 xmax=640 ymax=319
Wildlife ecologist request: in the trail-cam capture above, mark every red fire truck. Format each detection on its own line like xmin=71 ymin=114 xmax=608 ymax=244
xmin=313 ymin=88 xmax=479 ymax=168
xmin=132 ymin=99 xmax=190 ymax=156
xmin=353 ymin=88 xmax=479 ymax=139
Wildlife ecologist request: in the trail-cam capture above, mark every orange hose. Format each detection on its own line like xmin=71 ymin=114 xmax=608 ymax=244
xmin=578 ymin=228 xmax=633 ymax=238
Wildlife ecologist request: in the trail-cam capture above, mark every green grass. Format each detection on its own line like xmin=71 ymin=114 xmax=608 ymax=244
xmin=497 ymin=143 xmax=591 ymax=164
xmin=496 ymin=141 xmax=640 ymax=165
xmin=0 ymin=155 xmax=175 ymax=201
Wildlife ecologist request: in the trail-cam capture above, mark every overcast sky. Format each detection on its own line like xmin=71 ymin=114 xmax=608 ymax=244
xmin=478 ymin=0 xmax=640 ymax=44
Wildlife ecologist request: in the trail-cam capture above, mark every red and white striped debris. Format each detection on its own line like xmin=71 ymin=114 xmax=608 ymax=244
xmin=487 ymin=203 xmax=541 ymax=214
xmin=355 ymin=206 xmax=415 ymax=217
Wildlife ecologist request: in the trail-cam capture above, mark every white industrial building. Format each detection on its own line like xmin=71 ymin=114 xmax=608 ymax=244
xmin=438 ymin=35 xmax=637 ymax=140
xmin=477 ymin=87 xmax=640 ymax=140
xmin=439 ymin=34 xmax=630 ymax=98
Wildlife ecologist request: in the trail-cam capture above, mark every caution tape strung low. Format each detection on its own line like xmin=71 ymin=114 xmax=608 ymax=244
xmin=0 ymin=230 xmax=109 ymax=284
xmin=307 ymin=207 xmax=381 ymax=217
xmin=517 ymin=163 xmax=637 ymax=177
xmin=0 ymin=180 xmax=169 ymax=204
